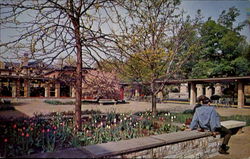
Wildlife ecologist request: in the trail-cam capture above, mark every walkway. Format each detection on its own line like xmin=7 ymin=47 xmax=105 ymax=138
xmin=0 ymin=100 xmax=194 ymax=118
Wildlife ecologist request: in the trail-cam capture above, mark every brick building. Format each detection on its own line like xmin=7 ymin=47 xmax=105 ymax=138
xmin=0 ymin=55 xmax=123 ymax=100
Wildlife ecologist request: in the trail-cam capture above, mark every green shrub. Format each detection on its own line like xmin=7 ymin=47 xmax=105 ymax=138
xmin=44 ymin=100 xmax=74 ymax=105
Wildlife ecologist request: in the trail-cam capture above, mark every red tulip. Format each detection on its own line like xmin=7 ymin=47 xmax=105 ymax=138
xmin=4 ymin=138 xmax=8 ymax=143
xmin=13 ymin=124 xmax=17 ymax=129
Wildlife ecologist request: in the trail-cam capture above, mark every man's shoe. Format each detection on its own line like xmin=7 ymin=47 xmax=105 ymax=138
xmin=219 ymin=148 xmax=229 ymax=154
xmin=224 ymin=146 xmax=230 ymax=151
xmin=220 ymin=145 xmax=230 ymax=151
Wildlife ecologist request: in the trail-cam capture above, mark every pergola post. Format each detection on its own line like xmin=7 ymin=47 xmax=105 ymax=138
xmin=71 ymin=86 xmax=76 ymax=98
xmin=24 ymin=79 xmax=30 ymax=97
xmin=135 ymin=89 xmax=139 ymax=97
xmin=45 ymin=83 xmax=50 ymax=98
xmin=237 ymin=81 xmax=244 ymax=108
xmin=12 ymin=82 xmax=16 ymax=97
xmin=215 ymin=83 xmax=222 ymax=96
xmin=196 ymin=84 xmax=203 ymax=97
xmin=16 ymin=79 xmax=20 ymax=97
xmin=55 ymin=82 xmax=60 ymax=98
xmin=205 ymin=86 xmax=212 ymax=99
xmin=190 ymin=82 xmax=196 ymax=106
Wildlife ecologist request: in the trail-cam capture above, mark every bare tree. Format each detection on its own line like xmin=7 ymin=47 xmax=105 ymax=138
xmin=108 ymin=0 xmax=202 ymax=115
xmin=0 ymin=0 xmax=114 ymax=130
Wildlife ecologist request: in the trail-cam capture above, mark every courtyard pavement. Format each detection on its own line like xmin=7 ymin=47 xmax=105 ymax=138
xmin=1 ymin=100 xmax=250 ymax=158
xmin=0 ymin=100 xmax=196 ymax=118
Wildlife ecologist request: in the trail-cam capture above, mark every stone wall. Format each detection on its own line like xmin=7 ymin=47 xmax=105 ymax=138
xmin=80 ymin=130 xmax=221 ymax=159
xmin=25 ymin=130 xmax=222 ymax=158
xmin=114 ymin=135 xmax=221 ymax=158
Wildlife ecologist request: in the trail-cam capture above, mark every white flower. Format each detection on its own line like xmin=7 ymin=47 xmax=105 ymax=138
xmin=174 ymin=116 xmax=176 ymax=119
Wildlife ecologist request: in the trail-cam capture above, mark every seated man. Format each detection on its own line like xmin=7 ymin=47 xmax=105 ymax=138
xmin=189 ymin=95 xmax=232 ymax=154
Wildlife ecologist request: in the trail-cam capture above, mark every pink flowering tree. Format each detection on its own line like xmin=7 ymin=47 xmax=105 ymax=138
xmin=83 ymin=70 xmax=121 ymax=100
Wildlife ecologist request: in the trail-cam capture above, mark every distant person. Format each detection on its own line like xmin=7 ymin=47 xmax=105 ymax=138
xmin=189 ymin=95 xmax=232 ymax=154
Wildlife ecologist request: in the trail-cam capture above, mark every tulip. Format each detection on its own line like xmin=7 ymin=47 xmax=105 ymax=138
xmin=4 ymin=138 xmax=8 ymax=143
xmin=13 ymin=124 xmax=17 ymax=129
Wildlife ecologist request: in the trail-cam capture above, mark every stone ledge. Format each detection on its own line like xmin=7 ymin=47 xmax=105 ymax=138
xmin=221 ymin=120 xmax=246 ymax=129
xmin=150 ymin=130 xmax=212 ymax=144
xmin=81 ymin=130 xmax=212 ymax=158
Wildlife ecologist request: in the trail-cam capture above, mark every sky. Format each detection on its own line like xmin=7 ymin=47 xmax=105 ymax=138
xmin=0 ymin=0 xmax=250 ymax=61
xmin=180 ymin=0 xmax=250 ymax=42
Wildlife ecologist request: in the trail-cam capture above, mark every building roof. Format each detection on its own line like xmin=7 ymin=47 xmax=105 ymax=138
xmin=44 ymin=66 xmax=95 ymax=76
xmin=120 ymin=76 xmax=250 ymax=86
xmin=156 ymin=76 xmax=250 ymax=84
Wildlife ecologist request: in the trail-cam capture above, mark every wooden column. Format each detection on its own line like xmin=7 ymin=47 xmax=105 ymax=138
xmin=45 ymin=84 xmax=50 ymax=98
xmin=12 ymin=82 xmax=17 ymax=97
xmin=190 ymin=82 xmax=196 ymax=106
xmin=55 ymin=82 xmax=60 ymax=98
xmin=215 ymin=83 xmax=222 ymax=96
xmin=71 ymin=86 xmax=76 ymax=98
xmin=135 ymin=88 xmax=140 ymax=97
xmin=237 ymin=81 xmax=244 ymax=108
xmin=196 ymin=84 xmax=203 ymax=97
xmin=24 ymin=79 xmax=30 ymax=97
xmin=16 ymin=80 xmax=20 ymax=97
xmin=205 ymin=86 xmax=212 ymax=98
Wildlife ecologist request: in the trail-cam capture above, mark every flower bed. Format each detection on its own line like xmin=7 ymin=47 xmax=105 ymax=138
xmin=0 ymin=110 xmax=185 ymax=157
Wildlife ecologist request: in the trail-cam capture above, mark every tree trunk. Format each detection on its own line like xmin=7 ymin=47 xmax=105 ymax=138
xmin=72 ymin=17 xmax=82 ymax=131
xmin=151 ymin=82 xmax=157 ymax=116
xmin=152 ymin=93 xmax=157 ymax=116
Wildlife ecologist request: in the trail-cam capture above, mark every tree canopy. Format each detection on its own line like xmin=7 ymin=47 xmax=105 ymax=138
xmin=185 ymin=7 xmax=250 ymax=79
xmin=105 ymin=0 xmax=202 ymax=114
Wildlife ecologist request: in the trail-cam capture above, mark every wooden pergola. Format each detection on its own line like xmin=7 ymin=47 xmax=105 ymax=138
xmin=123 ymin=76 xmax=250 ymax=108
